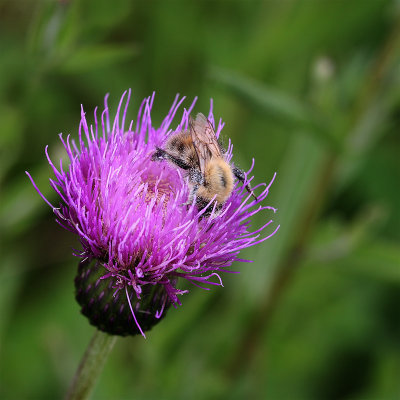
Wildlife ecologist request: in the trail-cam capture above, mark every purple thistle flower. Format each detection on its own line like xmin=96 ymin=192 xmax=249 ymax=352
xmin=26 ymin=90 xmax=279 ymax=338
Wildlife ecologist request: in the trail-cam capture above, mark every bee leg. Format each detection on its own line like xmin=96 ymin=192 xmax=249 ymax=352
xmin=184 ymin=185 xmax=199 ymax=207
xmin=185 ymin=169 xmax=204 ymax=206
xmin=233 ymin=166 xmax=258 ymax=201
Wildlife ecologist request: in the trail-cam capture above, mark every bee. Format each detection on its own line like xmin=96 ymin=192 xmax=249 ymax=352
xmin=151 ymin=113 xmax=257 ymax=214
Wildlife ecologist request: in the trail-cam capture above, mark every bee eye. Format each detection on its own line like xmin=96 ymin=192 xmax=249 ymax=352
xmin=177 ymin=143 xmax=185 ymax=153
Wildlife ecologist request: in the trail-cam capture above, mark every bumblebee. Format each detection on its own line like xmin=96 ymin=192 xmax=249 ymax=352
xmin=152 ymin=113 xmax=256 ymax=214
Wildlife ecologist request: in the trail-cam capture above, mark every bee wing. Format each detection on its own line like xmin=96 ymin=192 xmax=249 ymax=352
xmin=189 ymin=113 xmax=222 ymax=174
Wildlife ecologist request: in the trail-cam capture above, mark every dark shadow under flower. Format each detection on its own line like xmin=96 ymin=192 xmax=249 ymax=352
xmin=26 ymin=90 xmax=279 ymax=338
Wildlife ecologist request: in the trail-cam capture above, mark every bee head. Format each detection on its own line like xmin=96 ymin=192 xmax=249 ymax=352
xmin=151 ymin=147 xmax=166 ymax=161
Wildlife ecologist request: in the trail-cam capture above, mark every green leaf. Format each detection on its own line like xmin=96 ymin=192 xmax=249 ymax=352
xmin=57 ymin=44 xmax=139 ymax=73
xmin=208 ymin=65 xmax=340 ymax=152
xmin=209 ymin=65 xmax=313 ymax=124
xmin=341 ymin=241 xmax=400 ymax=284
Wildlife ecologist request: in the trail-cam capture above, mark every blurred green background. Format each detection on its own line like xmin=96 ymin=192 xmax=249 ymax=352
xmin=1 ymin=0 xmax=400 ymax=399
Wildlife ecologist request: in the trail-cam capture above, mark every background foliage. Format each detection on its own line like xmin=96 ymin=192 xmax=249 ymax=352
xmin=1 ymin=0 xmax=400 ymax=399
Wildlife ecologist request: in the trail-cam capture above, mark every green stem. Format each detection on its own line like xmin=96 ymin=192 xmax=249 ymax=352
xmin=65 ymin=330 xmax=117 ymax=400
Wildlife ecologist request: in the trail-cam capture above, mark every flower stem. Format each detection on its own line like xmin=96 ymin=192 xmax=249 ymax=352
xmin=65 ymin=330 xmax=117 ymax=400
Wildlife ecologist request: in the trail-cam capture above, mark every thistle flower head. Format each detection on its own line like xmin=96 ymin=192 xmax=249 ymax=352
xmin=26 ymin=90 xmax=279 ymax=337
